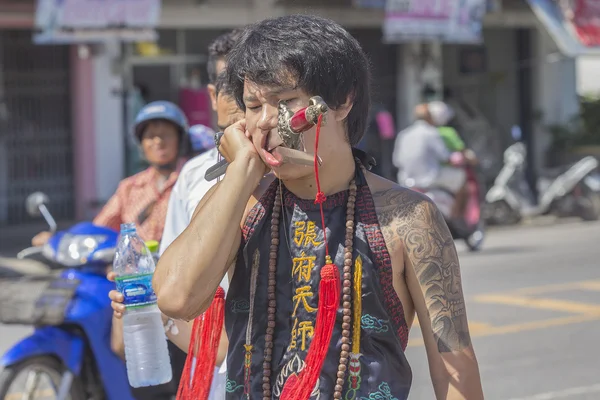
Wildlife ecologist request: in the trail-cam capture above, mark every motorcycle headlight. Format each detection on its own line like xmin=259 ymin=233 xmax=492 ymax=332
xmin=56 ymin=234 xmax=107 ymax=267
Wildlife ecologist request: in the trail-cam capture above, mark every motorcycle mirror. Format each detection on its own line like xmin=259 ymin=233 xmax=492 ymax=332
xmin=25 ymin=192 xmax=49 ymax=217
xmin=25 ymin=192 xmax=57 ymax=233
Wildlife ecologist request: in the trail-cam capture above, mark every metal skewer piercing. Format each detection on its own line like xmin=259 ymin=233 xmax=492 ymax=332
xmin=205 ymin=96 xmax=329 ymax=182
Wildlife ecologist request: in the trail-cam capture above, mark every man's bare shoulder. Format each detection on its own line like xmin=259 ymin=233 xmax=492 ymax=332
xmin=365 ymin=171 xmax=437 ymax=251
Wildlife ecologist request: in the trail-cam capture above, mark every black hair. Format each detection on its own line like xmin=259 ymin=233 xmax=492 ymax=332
xmin=226 ymin=14 xmax=371 ymax=146
xmin=207 ymin=29 xmax=243 ymax=84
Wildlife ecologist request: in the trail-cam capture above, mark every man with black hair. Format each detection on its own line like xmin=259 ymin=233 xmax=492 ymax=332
xmin=160 ymin=51 xmax=244 ymax=259
xmin=158 ymin=28 xmax=244 ymax=256
xmin=156 ymin=30 xmax=243 ymax=398
xmin=156 ymin=15 xmax=484 ymax=400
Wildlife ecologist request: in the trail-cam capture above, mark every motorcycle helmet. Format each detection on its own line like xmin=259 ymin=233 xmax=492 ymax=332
xmin=133 ymin=101 xmax=190 ymax=158
xmin=428 ymin=101 xmax=455 ymax=127
xmin=189 ymin=124 xmax=216 ymax=155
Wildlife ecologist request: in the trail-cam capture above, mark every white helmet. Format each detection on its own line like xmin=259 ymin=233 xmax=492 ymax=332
xmin=428 ymin=101 xmax=455 ymax=127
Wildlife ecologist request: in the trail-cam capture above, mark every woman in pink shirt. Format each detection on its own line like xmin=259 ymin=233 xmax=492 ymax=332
xmin=32 ymin=101 xmax=190 ymax=245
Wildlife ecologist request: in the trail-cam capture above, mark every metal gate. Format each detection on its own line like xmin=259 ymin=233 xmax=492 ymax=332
xmin=0 ymin=30 xmax=74 ymax=225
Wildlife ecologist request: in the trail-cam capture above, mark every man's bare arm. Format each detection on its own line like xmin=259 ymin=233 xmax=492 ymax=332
xmin=375 ymin=188 xmax=484 ymax=399
xmin=154 ymin=157 xmax=263 ymax=321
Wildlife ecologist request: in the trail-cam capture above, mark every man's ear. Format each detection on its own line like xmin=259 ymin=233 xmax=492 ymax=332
xmin=208 ymin=84 xmax=218 ymax=112
xmin=333 ymin=95 xmax=354 ymax=122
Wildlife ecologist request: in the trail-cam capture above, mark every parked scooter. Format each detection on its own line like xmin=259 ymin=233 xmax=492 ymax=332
xmin=0 ymin=192 xmax=136 ymax=400
xmin=407 ymin=154 xmax=486 ymax=252
xmin=485 ymin=142 xmax=600 ymax=225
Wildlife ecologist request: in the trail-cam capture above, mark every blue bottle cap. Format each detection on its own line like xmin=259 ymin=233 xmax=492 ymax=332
xmin=120 ymin=222 xmax=136 ymax=233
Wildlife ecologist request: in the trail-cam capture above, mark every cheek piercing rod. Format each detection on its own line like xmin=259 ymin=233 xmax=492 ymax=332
xmin=204 ymin=96 xmax=328 ymax=182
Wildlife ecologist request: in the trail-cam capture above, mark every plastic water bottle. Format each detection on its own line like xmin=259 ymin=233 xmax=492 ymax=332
xmin=113 ymin=223 xmax=172 ymax=388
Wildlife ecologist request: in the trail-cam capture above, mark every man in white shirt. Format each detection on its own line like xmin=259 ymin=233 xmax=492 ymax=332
xmin=160 ymin=29 xmax=243 ymax=256
xmin=393 ymin=103 xmax=465 ymax=194
xmin=160 ymin=90 xmax=243 ymax=258
xmin=158 ymin=31 xmax=244 ymax=399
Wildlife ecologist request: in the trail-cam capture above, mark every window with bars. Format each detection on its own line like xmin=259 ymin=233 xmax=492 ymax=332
xmin=0 ymin=30 xmax=74 ymax=226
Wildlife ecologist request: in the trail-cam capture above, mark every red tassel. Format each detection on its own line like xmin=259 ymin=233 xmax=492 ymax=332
xmin=281 ymin=260 xmax=341 ymax=400
xmin=281 ymin=108 xmax=341 ymax=400
xmin=177 ymin=287 xmax=225 ymax=400
xmin=177 ymin=311 xmax=202 ymax=400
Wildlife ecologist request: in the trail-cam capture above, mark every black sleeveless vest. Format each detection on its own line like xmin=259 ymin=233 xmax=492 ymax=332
xmin=225 ymin=168 xmax=412 ymax=399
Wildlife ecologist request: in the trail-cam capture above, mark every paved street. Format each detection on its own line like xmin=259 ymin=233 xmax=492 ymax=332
xmin=1 ymin=220 xmax=599 ymax=399
xmin=407 ymin=220 xmax=600 ymax=400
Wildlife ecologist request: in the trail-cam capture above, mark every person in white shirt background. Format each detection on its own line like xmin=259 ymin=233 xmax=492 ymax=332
xmin=157 ymin=73 xmax=244 ymax=398
xmin=161 ymin=76 xmax=244 ymax=252
xmin=108 ymin=29 xmax=244 ymax=400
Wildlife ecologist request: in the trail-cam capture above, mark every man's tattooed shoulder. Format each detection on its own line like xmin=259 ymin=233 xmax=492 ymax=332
xmin=371 ymin=186 xmax=471 ymax=352
xmin=371 ymin=187 xmax=432 ymax=251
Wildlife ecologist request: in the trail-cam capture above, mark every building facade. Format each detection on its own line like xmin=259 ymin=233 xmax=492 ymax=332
xmin=0 ymin=0 xmax=587 ymax=225
xmin=0 ymin=1 xmax=75 ymax=225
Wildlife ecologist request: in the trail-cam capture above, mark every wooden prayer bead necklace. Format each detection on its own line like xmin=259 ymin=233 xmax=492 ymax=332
xmin=333 ymin=177 xmax=357 ymax=399
xmin=262 ymin=183 xmax=281 ymax=399
xmin=262 ymin=177 xmax=358 ymax=400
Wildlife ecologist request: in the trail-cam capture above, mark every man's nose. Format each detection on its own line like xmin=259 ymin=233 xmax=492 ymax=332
xmin=257 ymin=105 xmax=278 ymax=131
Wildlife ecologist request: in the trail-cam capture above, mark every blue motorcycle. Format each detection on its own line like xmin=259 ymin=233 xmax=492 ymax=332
xmin=0 ymin=192 xmax=135 ymax=400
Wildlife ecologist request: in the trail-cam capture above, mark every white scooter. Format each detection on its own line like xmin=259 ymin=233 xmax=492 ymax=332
xmin=485 ymin=142 xmax=600 ymax=225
